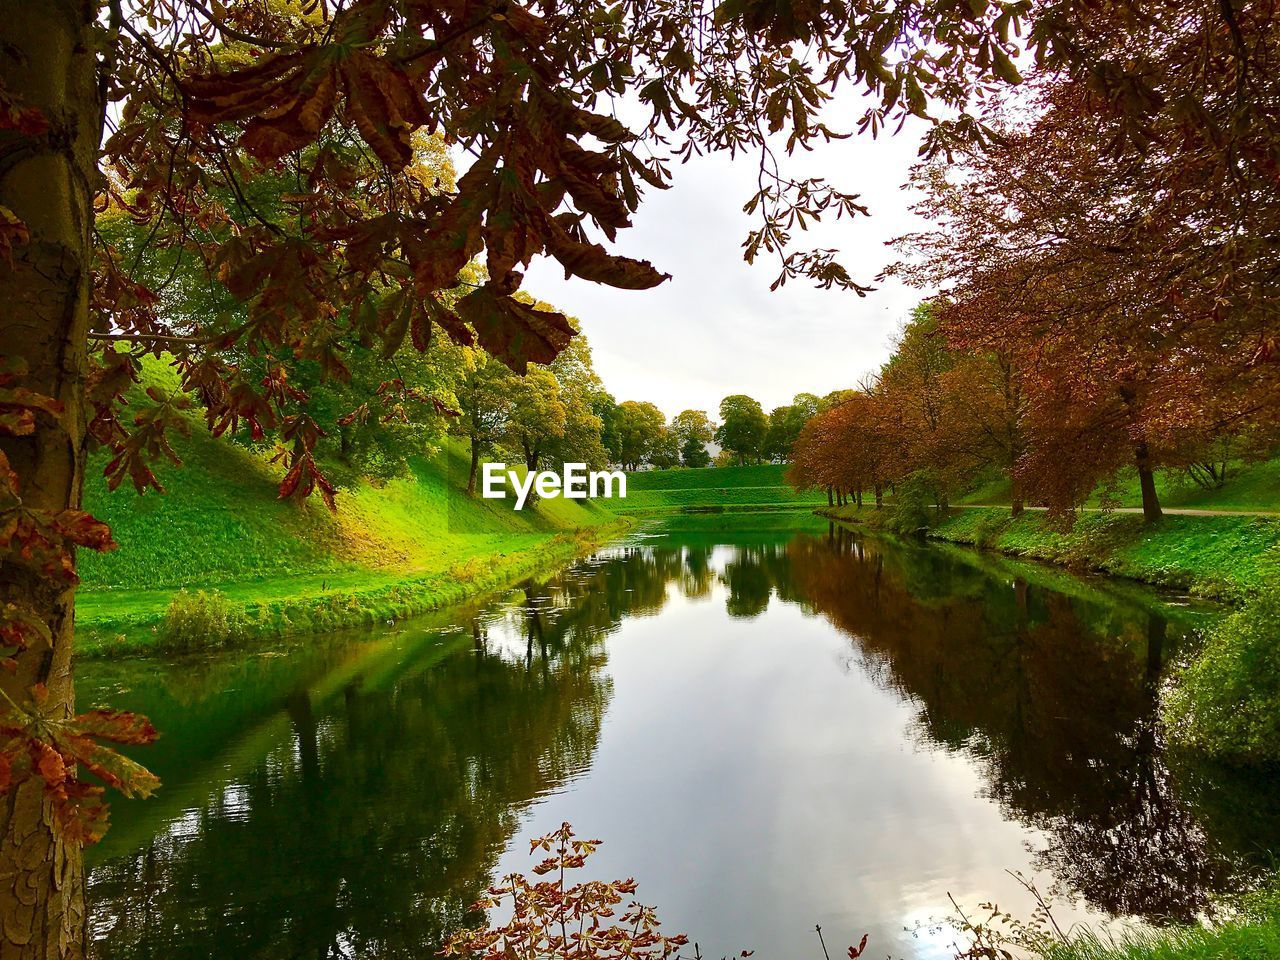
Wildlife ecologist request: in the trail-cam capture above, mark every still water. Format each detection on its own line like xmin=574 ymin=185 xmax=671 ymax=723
xmin=81 ymin=521 xmax=1280 ymax=959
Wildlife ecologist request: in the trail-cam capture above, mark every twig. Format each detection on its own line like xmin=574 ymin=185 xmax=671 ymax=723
xmin=815 ymin=924 xmax=831 ymax=960
xmin=88 ymin=332 xmax=211 ymax=346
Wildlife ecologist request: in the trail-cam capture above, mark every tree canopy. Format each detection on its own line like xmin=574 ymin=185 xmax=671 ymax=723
xmin=715 ymin=395 xmax=769 ymax=466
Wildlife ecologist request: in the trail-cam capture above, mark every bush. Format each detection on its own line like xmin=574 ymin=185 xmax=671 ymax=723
xmin=158 ymin=588 xmax=245 ymax=651
xmin=883 ymin=477 xmax=935 ymax=536
xmin=1164 ymin=581 xmax=1280 ymax=764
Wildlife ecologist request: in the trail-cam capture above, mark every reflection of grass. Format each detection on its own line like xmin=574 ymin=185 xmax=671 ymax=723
xmin=923 ymin=539 xmax=1219 ymax=632
xmin=825 ymin=506 xmax=1280 ymax=601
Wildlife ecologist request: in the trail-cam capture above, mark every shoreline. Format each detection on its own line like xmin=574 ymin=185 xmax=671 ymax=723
xmin=819 ymin=505 xmax=1280 ymax=603
xmin=76 ymin=517 xmax=634 ymax=659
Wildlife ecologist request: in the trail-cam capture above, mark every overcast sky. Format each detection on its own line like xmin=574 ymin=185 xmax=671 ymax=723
xmin=521 ymin=113 xmax=937 ymax=419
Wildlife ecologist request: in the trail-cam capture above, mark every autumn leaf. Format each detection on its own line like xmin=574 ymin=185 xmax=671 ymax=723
xmin=455 ymin=285 xmax=576 ymax=373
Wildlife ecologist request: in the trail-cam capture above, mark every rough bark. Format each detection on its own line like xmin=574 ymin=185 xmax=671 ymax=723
xmin=1134 ymin=442 xmax=1163 ymax=524
xmin=0 ymin=1 xmax=100 ymax=956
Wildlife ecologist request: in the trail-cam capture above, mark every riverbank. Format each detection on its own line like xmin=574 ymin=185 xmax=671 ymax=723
xmin=820 ymin=504 xmax=1280 ymax=602
xmin=1036 ymin=887 xmax=1280 ymax=960
xmin=77 ymin=430 xmax=630 ymax=657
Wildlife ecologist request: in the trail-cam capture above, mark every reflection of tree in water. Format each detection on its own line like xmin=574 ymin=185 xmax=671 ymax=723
xmin=722 ymin=547 xmax=775 ymax=618
xmin=90 ymin=601 xmax=618 ymax=958
xmin=680 ymin=546 xmax=715 ymax=600
xmin=786 ymin=526 xmax=1272 ymax=924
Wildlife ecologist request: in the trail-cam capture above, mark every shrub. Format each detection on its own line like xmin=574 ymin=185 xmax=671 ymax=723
xmin=159 ymin=588 xmax=245 ymax=651
xmin=884 ymin=478 xmax=935 ymax=536
xmin=1164 ymin=581 xmax=1280 ymax=764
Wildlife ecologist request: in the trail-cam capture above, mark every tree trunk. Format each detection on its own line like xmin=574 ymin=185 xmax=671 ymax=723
xmin=0 ymin=2 xmax=101 ymax=956
xmin=1010 ymin=478 xmax=1025 ymax=517
xmin=467 ymin=436 xmax=481 ymax=494
xmin=855 ymin=490 xmax=862 ymax=509
xmin=874 ymin=483 xmax=883 ymax=509
xmin=826 ymin=487 xmax=833 ymax=507
xmin=1134 ymin=442 xmax=1163 ymax=524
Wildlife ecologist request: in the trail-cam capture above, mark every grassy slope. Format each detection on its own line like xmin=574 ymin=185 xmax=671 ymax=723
xmin=77 ymin=367 xmax=626 ymax=654
xmin=824 ymin=504 xmax=1280 ymax=601
xmin=957 ymin=458 xmax=1280 ymax=512
xmin=602 ymin=463 xmax=826 ymax=514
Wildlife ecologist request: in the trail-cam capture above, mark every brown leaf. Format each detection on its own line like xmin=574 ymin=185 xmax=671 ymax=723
xmin=455 ymin=285 xmax=576 ymax=372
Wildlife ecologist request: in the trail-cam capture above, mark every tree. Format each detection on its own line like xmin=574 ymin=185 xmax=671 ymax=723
xmin=647 ymin=427 xmax=681 ymax=470
xmin=888 ymin=13 xmax=1280 ymax=523
xmin=613 ymin=402 xmax=666 ymax=471
xmin=503 ymin=367 xmax=567 ymax=473
xmin=671 ymin=410 xmax=714 ymax=468
xmin=544 ymin=329 xmax=610 ymax=471
xmin=680 ymin=434 xmax=712 ymax=469
xmin=596 ymin=394 xmax=624 ymax=468
xmin=788 ymin=391 xmax=893 ymax=508
xmin=715 ymin=396 xmax=768 ymax=466
xmin=453 ymin=350 xmax=516 ymax=494
xmin=762 ymin=394 xmax=819 ymax=462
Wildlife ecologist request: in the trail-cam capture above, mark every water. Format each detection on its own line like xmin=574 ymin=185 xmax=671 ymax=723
xmin=81 ymin=521 xmax=1280 ymax=959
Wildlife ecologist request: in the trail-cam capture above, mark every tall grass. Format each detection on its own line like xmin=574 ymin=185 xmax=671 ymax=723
xmin=1038 ymin=887 xmax=1280 ymax=960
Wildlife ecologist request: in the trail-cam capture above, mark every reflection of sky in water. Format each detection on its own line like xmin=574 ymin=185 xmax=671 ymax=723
xmin=491 ymin=576 xmax=1116 ymax=960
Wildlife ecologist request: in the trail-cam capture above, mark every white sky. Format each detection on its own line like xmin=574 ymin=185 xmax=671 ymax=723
xmin=522 ymin=113 xmax=937 ymax=418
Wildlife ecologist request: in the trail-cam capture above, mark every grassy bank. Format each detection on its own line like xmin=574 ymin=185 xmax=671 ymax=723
xmin=78 ymin=405 xmax=628 ymax=656
xmin=958 ymin=458 xmax=1280 ymax=513
xmin=1035 ymin=889 xmax=1280 ymax=960
xmin=603 ymin=463 xmax=826 ymax=515
xmin=821 ymin=504 xmax=1280 ymax=601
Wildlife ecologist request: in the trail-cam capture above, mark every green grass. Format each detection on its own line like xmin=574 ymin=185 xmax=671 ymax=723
xmin=622 ymin=463 xmax=797 ymax=490
xmin=824 ymin=505 xmax=1280 ymax=601
xmin=77 ymin=366 xmax=628 ymax=655
xmin=955 ymin=459 xmax=1280 ymax=513
xmin=1036 ymin=889 xmax=1280 ymax=960
xmin=602 ymin=463 xmax=825 ymax=514
xmin=1164 ymin=582 xmax=1280 ymax=763
xmin=1039 ymin=923 xmax=1280 ymax=960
